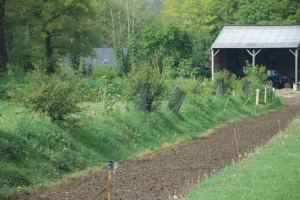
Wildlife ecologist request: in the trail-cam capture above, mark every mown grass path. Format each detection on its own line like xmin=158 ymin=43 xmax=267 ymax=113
xmin=4 ymin=93 xmax=300 ymax=200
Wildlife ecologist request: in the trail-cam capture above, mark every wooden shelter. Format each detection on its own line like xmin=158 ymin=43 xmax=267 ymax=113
xmin=211 ymin=25 xmax=300 ymax=89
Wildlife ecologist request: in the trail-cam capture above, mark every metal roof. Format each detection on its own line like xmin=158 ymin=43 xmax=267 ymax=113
xmin=64 ymin=48 xmax=128 ymax=68
xmin=212 ymin=25 xmax=300 ymax=49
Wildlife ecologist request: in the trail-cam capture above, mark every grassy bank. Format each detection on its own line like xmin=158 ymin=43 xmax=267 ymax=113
xmin=184 ymin=116 xmax=300 ymax=200
xmin=0 ymin=94 xmax=282 ymax=197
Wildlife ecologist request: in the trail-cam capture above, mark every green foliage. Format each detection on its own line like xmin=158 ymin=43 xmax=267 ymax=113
xmin=9 ymin=67 xmax=81 ymax=121
xmin=214 ymin=70 xmax=238 ymax=94
xmin=123 ymin=68 xmax=165 ymax=110
xmin=137 ymin=23 xmax=193 ymax=75
xmin=243 ymin=62 xmax=268 ymax=85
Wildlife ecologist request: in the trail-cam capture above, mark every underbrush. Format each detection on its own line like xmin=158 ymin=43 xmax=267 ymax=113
xmin=184 ymin=116 xmax=300 ymax=200
xmin=0 ymin=66 xmax=284 ymax=197
xmin=0 ymin=93 xmax=282 ymax=197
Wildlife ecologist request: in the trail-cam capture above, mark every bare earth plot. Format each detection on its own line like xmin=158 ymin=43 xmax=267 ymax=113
xmin=4 ymin=92 xmax=300 ymax=200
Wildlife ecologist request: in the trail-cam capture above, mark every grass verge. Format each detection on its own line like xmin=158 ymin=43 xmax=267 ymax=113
xmin=184 ymin=116 xmax=300 ymax=200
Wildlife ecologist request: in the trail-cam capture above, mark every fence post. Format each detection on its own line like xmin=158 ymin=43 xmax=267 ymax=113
xmin=108 ymin=161 xmax=113 ymax=200
xmin=264 ymin=86 xmax=267 ymax=104
xmin=256 ymin=89 xmax=260 ymax=105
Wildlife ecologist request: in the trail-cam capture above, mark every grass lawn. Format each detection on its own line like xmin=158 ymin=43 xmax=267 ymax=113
xmin=184 ymin=116 xmax=300 ymax=200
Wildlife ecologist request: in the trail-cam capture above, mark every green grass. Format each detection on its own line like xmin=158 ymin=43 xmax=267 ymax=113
xmin=0 ymin=71 xmax=284 ymax=197
xmin=184 ymin=116 xmax=300 ymax=200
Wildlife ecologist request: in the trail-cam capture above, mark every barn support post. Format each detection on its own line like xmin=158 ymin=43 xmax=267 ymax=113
xmin=211 ymin=49 xmax=220 ymax=81
xmin=246 ymin=49 xmax=261 ymax=67
xmin=289 ymin=49 xmax=298 ymax=91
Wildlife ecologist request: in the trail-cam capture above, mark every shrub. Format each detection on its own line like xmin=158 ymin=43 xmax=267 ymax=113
xmin=123 ymin=68 xmax=165 ymax=111
xmin=9 ymin=68 xmax=81 ymax=121
xmin=243 ymin=61 xmax=268 ymax=85
xmin=214 ymin=69 xmax=238 ymax=94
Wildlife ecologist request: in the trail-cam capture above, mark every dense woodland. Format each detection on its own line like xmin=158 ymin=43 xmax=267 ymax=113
xmin=0 ymin=0 xmax=299 ymax=73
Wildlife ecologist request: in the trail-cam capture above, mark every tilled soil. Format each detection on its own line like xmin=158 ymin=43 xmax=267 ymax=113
xmin=4 ymin=93 xmax=300 ymax=200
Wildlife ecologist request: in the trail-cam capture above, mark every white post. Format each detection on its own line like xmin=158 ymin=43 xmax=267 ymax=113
xmin=253 ymin=49 xmax=255 ymax=68
xmin=211 ymin=49 xmax=220 ymax=81
xmin=256 ymin=89 xmax=260 ymax=105
xmin=290 ymin=49 xmax=298 ymax=91
xmin=212 ymin=49 xmax=214 ymax=81
xmin=247 ymin=49 xmax=261 ymax=67
xmin=264 ymin=86 xmax=267 ymax=104
xmin=295 ymin=49 xmax=298 ymax=91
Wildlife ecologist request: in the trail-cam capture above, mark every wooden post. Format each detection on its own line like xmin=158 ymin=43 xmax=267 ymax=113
xmin=233 ymin=124 xmax=242 ymax=173
xmin=223 ymin=97 xmax=229 ymax=112
xmin=277 ymin=117 xmax=282 ymax=138
xmin=232 ymin=90 xmax=235 ymax=96
xmin=264 ymin=86 xmax=267 ymax=104
xmin=272 ymin=87 xmax=275 ymax=99
xmin=108 ymin=161 xmax=113 ymax=200
xmin=256 ymin=89 xmax=260 ymax=105
xmin=0 ymin=113 xmax=3 ymax=128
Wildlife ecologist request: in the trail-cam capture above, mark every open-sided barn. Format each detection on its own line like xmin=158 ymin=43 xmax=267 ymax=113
xmin=211 ymin=25 xmax=300 ymax=90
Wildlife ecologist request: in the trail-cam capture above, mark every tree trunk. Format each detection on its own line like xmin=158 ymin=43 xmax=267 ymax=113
xmin=0 ymin=0 xmax=8 ymax=72
xmin=45 ymin=31 xmax=55 ymax=73
xmin=168 ymin=87 xmax=186 ymax=115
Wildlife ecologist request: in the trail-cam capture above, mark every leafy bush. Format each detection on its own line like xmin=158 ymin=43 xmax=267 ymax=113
xmin=123 ymin=68 xmax=165 ymax=111
xmin=9 ymin=68 xmax=81 ymax=121
xmin=243 ymin=61 xmax=268 ymax=85
xmin=214 ymin=69 xmax=238 ymax=94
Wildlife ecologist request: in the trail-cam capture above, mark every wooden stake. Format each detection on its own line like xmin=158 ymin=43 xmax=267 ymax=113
xmin=108 ymin=161 xmax=113 ymax=200
xmin=264 ymin=86 xmax=267 ymax=104
xmin=223 ymin=97 xmax=229 ymax=112
xmin=272 ymin=87 xmax=275 ymax=99
xmin=232 ymin=90 xmax=235 ymax=96
xmin=0 ymin=114 xmax=3 ymax=128
xmin=255 ymin=89 xmax=260 ymax=105
xmin=233 ymin=125 xmax=241 ymax=163
xmin=213 ymin=85 xmax=219 ymax=103
xmin=277 ymin=117 xmax=282 ymax=138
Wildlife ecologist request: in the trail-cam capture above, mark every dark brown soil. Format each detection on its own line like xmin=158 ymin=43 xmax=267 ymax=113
xmin=4 ymin=93 xmax=300 ymax=200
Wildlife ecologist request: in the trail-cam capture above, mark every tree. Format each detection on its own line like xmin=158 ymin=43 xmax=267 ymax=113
xmin=0 ymin=0 xmax=8 ymax=71
xmin=161 ymin=0 xmax=217 ymax=64
xmin=137 ymin=23 xmax=193 ymax=75
xmin=5 ymin=0 xmax=104 ymax=72
xmin=233 ymin=0 xmax=300 ymax=25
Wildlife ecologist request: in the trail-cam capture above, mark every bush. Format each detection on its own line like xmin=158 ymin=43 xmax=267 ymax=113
xmin=243 ymin=61 xmax=268 ymax=85
xmin=123 ymin=68 xmax=165 ymax=111
xmin=9 ymin=68 xmax=81 ymax=121
xmin=214 ymin=69 xmax=238 ymax=94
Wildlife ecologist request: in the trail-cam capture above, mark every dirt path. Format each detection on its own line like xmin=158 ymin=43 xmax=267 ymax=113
xmin=5 ymin=92 xmax=300 ymax=200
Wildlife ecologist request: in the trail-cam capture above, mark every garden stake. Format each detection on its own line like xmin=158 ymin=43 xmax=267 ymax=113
xmin=277 ymin=117 xmax=282 ymax=138
xmin=243 ymin=96 xmax=251 ymax=107
xmin=255 ymin=89 xmax=260 ymax=105
xmin=0 ymin=114 xmax=3 ymax=128
xmin=264 ymin=86 xmax=267 ymax=104
xmin=223 ymin=97 xmax=229 ymax=112
xmin=213 ymin=86 xmax=219 ymax=103
xmin=107 ymin=161 xmax=113 ymax=200
xmin=232 ymin=124 xmax=242 ymax=173
xmin=272 ymin=87 xmax=275 ymax=99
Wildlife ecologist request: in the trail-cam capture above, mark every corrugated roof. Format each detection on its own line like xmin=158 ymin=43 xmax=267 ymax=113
xmin=212 ymin=25 xmax=300 ymax=49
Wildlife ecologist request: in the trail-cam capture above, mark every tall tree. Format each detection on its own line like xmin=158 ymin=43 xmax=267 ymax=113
xmin=161 ymin=0 xmax=217 ymax=64
xmin=5 ymin=0 xmax=102 ymax=72
xmin=0 ymin=0 xmax=8 ymax=71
